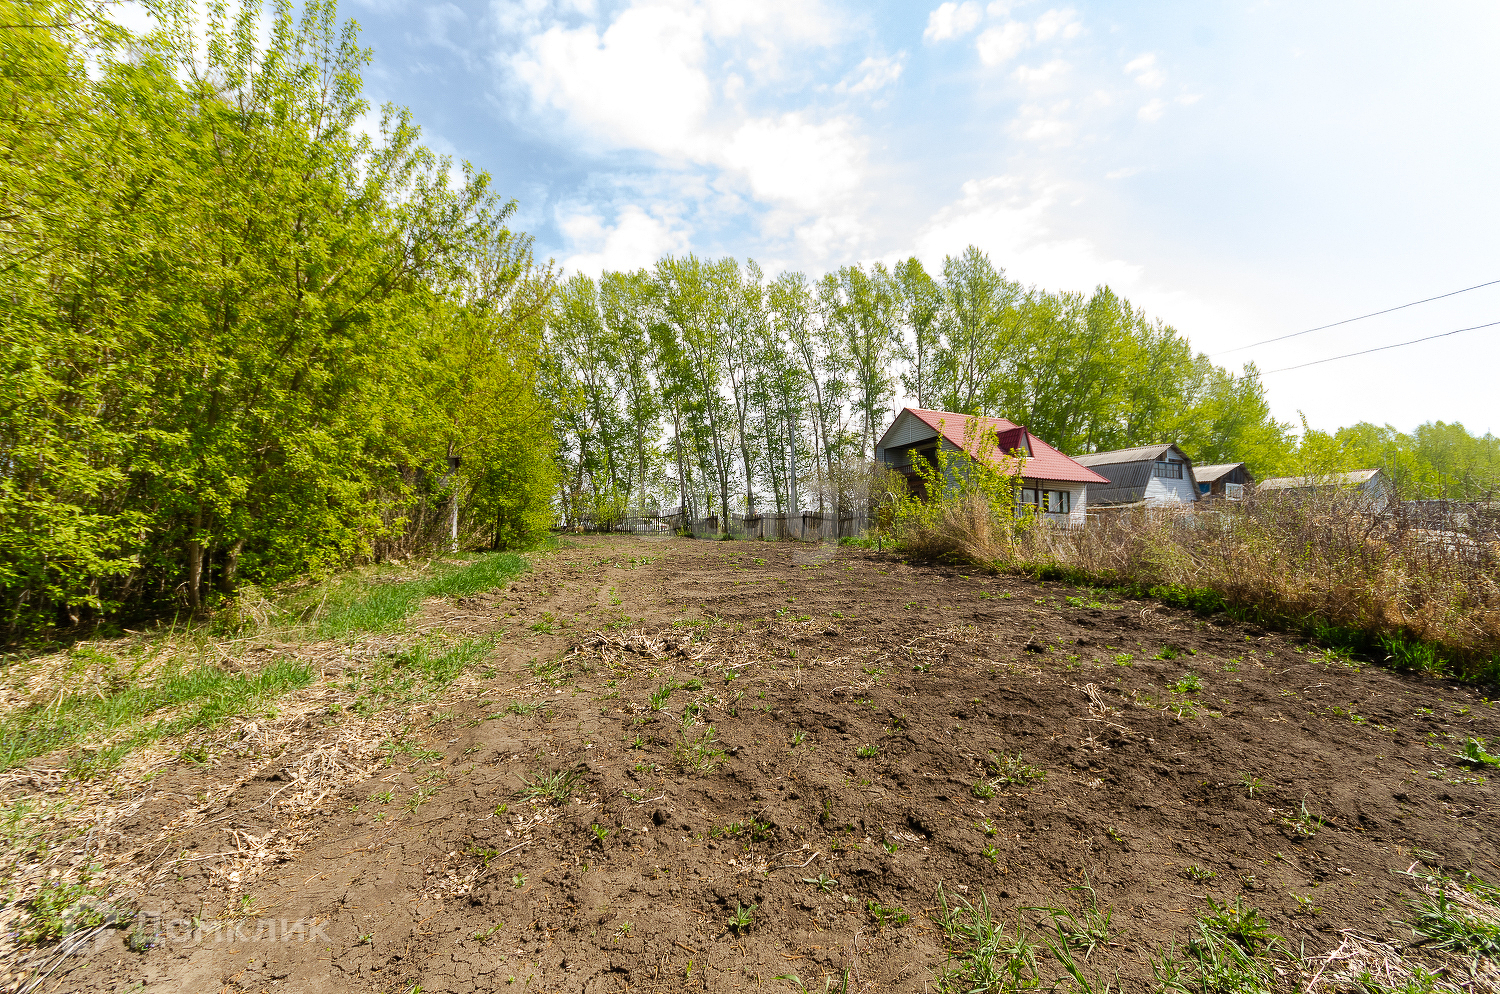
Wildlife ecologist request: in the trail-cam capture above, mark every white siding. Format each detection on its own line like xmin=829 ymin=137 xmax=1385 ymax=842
xmin=1142 ymin=466 xmax=1199 ymax=506
xmin=1360 ymin=475 xmax=1391 ymax=512
xmin=1033 ymin=479 xmax=1088 ymax=526
xmin=884 ymin=410 xmax=940 ymax=448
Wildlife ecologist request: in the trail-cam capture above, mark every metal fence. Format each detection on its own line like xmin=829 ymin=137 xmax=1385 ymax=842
xmin=566 ymin=507 xmax=871 ymax=541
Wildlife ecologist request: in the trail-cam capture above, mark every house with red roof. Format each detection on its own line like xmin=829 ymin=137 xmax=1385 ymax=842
xmin=874 ymin=407 xmax=1108 ymax=525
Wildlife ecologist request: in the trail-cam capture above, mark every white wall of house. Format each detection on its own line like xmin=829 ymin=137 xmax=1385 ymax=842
xmin=881 ymin=410 xmax=941 ymax=450
xmin=1359 ymin=474 xmax=1392 ymax=513
xmin=1027 ymin=479 xmax=1088 ymax=526
xmin=1142 ymin=458 xmax=1199 ymax=506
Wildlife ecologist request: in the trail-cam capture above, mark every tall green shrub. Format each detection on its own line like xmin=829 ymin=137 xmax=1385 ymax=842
xmin=0 ymin=0 xmax=554 ymax=632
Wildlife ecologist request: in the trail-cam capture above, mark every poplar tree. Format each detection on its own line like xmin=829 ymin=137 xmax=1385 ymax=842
xmin=936 ymin=247 xmax=1025 ymax=415
xmin=894 ymin=258 xmax=944 ymax=410
xmin=599 ymin=270 xmax=663 ymax=514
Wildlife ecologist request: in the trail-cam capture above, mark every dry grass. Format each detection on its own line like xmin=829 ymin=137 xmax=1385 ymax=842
xmin=1303 ymin=930 xmax=1500 ymax=994
xmin=891 ymin=489 xmax=1500 ymax=679
xmin=887 ymin=491 xmax=1025 ymax=565
xmin=0 ymin=550 xmax=529 ymax=979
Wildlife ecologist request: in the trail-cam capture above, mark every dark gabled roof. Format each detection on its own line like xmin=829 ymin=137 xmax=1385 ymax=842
xmin=1071 ymin=444 xmax=1181 ymax=467
xmin=882 ymin=408 xmax=1109 ymax=485
xmin=1083 ymin=461 xmax=1157 ymax=506
xmin=1067 ymin=443 xmax=1197 ymax=506
xmin=1194 ymin=463 xmax=1250 ymax=484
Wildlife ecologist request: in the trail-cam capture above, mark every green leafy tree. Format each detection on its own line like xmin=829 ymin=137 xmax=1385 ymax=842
xmin=893 ymin=257 xmax=944 ymax=410
xmin=825 ymin=263 xmax=900 ymax=461
xmin=0 ymin=0 xmax=554 ymax=631
xmin=935 ymin=247 xmax=1024 ymax=415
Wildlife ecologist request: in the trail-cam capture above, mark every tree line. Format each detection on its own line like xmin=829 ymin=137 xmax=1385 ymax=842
xmin=1286 ymin=419 xmax=1499 ymax=497
xmin=1 ymin=0 xmax=555 ymax=633
xmin=544 ymin=253 xmax=1498 ymax=525
xmin=543 ymin=250 xmax=1292 ymax=525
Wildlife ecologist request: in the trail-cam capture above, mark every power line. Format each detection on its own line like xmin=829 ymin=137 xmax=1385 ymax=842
xmin=1262 ymin=319 xmax=1500 ymax=375
xmin=1213 ymin=278 xmax=1500 ymax=356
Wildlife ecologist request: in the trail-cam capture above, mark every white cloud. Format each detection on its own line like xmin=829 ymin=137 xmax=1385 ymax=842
xmin=491 ymin=0 xmax=557 ymax=39
xmin=513 ymin=4 xmax=714 ymax=159
xmin=507 ymin=0 xmax=863 ymax=224
xmin=976 ymin=21 xmax=1029 ymax=65
xmin=559 ymin=205 xmax=691 ymax=274
xmin=837 ymin=53 xmax=905 ymax=95
xmin=1010 ymin=101 xmax=1073 ymax=142
xmin=723 ymin=114 xmax=864 ymax=209
xmin=974 ymin=9 xmax=1081 ymax=69
xmin=1137 ymin=98 xmax=1167 ymax=122
xmin=911 ymin=176 xmax=1246 ymax=356
xmin=796 ymin=212 xmax=866 ymax=258
xmin=1013 ymin=59 xmax=1069 ymax=88
xmin=1033 ymin=8 xmax=1081 ymax=42
xmin=1124 ymin=52 xmax=1166 ymax=88
xmin=696 ymin=0 xmax=836 ymax=45
xmin=924 ymin=1 xmax=983 ymax=42
xmin=915 ymin=175 xmax=1145 ymax=293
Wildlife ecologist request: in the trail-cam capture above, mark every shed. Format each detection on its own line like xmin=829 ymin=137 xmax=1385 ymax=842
xmin=1257 ymin=469 xmax=1391 ymax=512
xmin=1070 ymin=444 xmax=1200 ymax=507
xmin=875 ymin=407 xmax=1107 ymax=526
xmin=1194 ymin=462 xmax=1254 ymax=500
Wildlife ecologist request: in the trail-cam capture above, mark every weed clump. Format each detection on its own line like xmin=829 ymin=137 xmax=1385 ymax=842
xmin=520 ymin=768 xmax=582 ymax=803
xmin=1410 ymin=871 xmax=1500 ymax=958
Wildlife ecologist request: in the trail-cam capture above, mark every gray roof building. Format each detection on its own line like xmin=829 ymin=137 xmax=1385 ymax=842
xmin=1193 ymin=462 xmax=1254 ymax=499
xmin=1071 ymin=443 xmax=1200 ymax=507
xmin=1257 ymin=468 xmax=1391 ymax=511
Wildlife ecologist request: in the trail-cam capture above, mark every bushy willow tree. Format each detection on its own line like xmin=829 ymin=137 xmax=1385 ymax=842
xmin=0 ymin=0 xmax=554 ymax=631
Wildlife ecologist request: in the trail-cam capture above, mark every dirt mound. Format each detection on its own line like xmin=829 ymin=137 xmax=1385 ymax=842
xmin=15 ymin=538 xmax=1500 ymax=992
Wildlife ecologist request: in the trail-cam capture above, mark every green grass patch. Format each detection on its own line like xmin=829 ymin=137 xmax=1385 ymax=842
xmin=314 ymin=552 xmax=528 ymax=638
xmin=1410 ymin=871 xmax=1500 ymax=958
xmin=0 ymin=657 xmax=314 ymax=772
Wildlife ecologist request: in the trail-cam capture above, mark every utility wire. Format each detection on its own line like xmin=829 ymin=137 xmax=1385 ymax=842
xmin=1213 ymin=278 xmax=1500 ymax=356
xmin=1262 ymin=319 xmax=1500 ymax=374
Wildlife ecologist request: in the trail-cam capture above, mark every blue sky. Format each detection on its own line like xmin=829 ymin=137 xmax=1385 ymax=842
xmin=277 ymin=2 xmax=1500 ymax=434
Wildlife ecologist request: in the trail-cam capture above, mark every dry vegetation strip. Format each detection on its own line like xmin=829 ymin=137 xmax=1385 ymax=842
xmin=889 ymin=488 xmax=1500 ymax=681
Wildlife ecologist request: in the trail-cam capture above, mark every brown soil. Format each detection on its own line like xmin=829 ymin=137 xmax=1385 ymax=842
xmin=20 ymin=537 xmax=1500 ymax=992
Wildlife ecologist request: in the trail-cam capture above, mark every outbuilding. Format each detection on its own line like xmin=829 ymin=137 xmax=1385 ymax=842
xmin=1194 ymin=462 xmax=1254 ymax=500
xmin=1070 ymin=444 xmax=1200 ymax=508
xmin=1257 ymin=468 xmax=1391 ymax=512
xmin=875 ymin=407 xmax=1108 ymax=526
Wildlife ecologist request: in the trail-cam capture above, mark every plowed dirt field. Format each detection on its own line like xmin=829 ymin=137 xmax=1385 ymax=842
xmin=17 ymin=536 xmax=1500 ymax=993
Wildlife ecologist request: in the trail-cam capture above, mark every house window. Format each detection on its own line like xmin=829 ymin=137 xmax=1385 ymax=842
xmin=1198 ymin=482 xmax=1210 ymax=494
xmin=1043 ymin=489 xmax=1070 ymax=514
xmin=1154 ymin=460 xmax=1183 ymax=479
xmin=1020 ymin=488 xmax=1038 ymax=506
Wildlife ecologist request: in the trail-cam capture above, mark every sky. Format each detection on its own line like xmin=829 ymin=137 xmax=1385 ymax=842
xmin=155 ymin=0 xmax=1500 ymax=436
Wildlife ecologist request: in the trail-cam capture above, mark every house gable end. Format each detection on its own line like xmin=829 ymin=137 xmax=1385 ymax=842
xmin=877 ymin=410 xmax=940 ymax=450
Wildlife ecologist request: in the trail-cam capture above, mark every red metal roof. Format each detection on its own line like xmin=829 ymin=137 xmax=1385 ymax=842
xmin=900 ymin=408 xmax=1109 ymax=485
